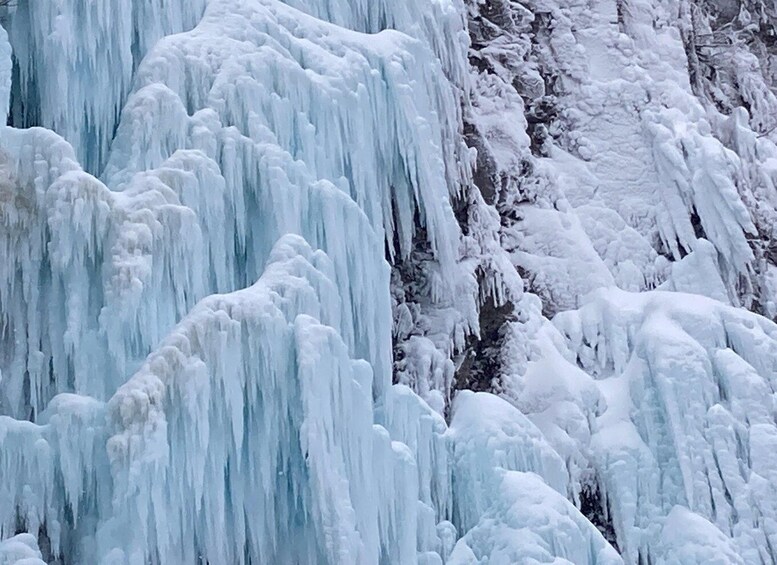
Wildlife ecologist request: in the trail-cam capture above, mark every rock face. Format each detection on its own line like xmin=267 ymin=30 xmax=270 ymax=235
xmin=1 ymin=0 xmax=777 ymax=563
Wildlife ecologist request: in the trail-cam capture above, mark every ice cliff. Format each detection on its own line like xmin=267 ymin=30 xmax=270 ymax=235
xmin=1 ymin=0 xmax=776 ymax=563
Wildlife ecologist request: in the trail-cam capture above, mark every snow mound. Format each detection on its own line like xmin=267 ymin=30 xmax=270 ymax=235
xmin=655 ymin=506 xmax=744 ymax=565
xmin=0 ymin=534 xmax=46 ymax=565
xmin=446 ymin=391 xmax=621 ymax=563
xmin=448 ymin=390 xmax=568 ymax=532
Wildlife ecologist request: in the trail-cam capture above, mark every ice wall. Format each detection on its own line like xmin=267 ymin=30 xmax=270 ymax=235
xmin=3 ymin=0 xmax=777 ymax=561
xmin=555 ymin=288 xmax=777 ymax=563
xmin=4 ymin=0 xmax=206 ymax=172
xmin=0 ymin=0 xmax=579 ymax=563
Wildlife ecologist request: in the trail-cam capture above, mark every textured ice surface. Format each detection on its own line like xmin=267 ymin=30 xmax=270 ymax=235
xmin=3 ymin=0 xmax=777 ymax=562
xmin=556 ymin=288 xmax=777 ymax=563
xmin=448 ymin=471 xmax=623 ymax=565
xmin=0 ymin=534 xmax=46 ymax=565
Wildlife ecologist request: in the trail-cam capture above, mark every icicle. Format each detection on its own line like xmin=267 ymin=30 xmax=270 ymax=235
xmin=4 ymin=0 xmax=206 ymax=173
xmin=0 ymin=23 xmax=10 ymax=126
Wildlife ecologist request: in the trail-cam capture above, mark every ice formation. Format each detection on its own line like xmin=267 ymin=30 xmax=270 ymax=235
xmin=2 ymin=0 xmax=777 ymax=562
xmin=0 ymin=533 xmax=46 ymax=565
xmin=448 ymin=471 xmax=622 ymax=565
xmin=555 ymin=289 xmax=777 ymax=564
xmin=0 ymin=0 xmax=479 ymax=562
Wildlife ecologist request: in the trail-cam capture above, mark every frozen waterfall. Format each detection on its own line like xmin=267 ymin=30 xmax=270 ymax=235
xmin=2 ymin=0 xmax=777 ymax=563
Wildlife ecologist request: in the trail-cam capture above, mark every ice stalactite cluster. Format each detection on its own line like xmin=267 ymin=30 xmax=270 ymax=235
xmin=4 ymin=0 xmax=207 ymax=171
xmin=0 ymin=0 xmax=599 ymax=563
xmin=555 ymin=289 xmax=777 ymax=564
xmin=3 ymin=0 xmax=777 ymax=562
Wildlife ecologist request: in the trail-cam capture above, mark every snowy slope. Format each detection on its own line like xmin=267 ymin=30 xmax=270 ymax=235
xmin=1 ymin=0 xmax=777 ymax=563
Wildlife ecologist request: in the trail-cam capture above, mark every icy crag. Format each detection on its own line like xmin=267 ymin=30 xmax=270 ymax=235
xmin=2 ymin=0 xmax=777 ymax=563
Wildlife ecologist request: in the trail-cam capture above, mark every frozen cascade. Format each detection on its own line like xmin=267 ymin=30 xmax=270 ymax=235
xmin=483 ymin=0 xmax=769 ymax=313
xmin=555 ymin=288 xmax=777 ymax=563
xmin=447 ymin=391 xmax=568 ymax=533
xmin=460 ymin=0 xmax=777 ymax=560
xmin=1 ymin=0 xmax=479 ymax=416
xmin=654 ymin=507 xmax=746 ymax=565
xmin=3 ymin=0 xmax=777 ymax=562
xmin=0 ymin=0 xmax=576 ymax=562
xmin=4 ymin=0 xmax=207 ymax=172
